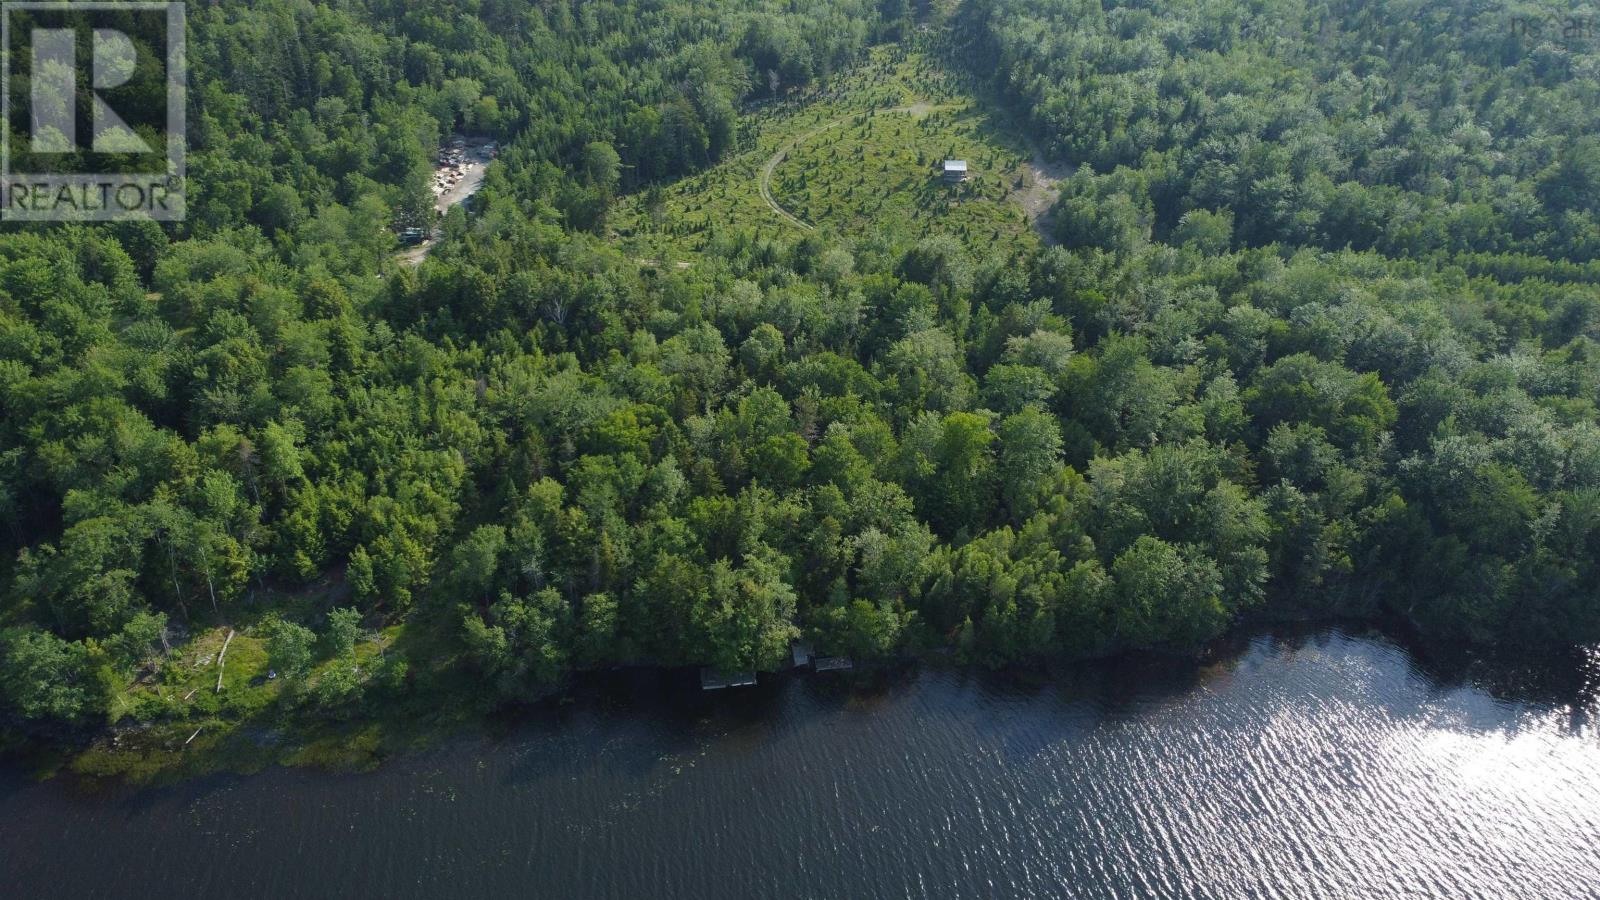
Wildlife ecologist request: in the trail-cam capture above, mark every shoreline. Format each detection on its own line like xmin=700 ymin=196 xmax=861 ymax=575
xmin=6 ymin=614 xmax=1588 ymax=792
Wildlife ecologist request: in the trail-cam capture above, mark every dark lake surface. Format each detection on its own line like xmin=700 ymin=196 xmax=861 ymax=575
xmin=2 ymin=626 xmax=1598 ymax=899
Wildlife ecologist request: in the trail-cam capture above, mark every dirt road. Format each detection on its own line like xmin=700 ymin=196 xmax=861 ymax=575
xmin=397 ymin=141 xmax=494 ymax=266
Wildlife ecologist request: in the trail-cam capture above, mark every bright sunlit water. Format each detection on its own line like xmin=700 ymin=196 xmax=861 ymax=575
xmin=1 ymin=627 xmax=1596 ymax=898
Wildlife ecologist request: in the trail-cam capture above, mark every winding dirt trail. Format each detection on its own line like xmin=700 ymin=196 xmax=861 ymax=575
xmin=757 ymin=103 xmax=952 ymax=231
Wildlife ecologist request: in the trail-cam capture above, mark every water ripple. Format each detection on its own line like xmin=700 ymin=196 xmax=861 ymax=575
xmin=1 ymin=628 xmax=1598 ymax=899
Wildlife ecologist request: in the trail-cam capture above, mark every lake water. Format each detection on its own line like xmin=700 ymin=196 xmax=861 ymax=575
xmin=2 ymin=627 xmax=1598 ymax=899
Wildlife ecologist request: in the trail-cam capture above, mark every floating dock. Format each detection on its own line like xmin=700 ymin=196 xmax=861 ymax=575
xmin=700 ymin=669 xmax=758 ymax=690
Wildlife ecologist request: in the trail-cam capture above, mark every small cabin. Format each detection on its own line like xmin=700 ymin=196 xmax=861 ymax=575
xmin=813 ymin=656 xmax=854 ymax=673
xmin=942 ymin=159 xmax=968 ymax=183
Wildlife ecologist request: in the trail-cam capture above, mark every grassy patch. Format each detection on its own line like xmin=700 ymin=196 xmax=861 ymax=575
xmin=61 ymin=600 xmax=492 ymax=784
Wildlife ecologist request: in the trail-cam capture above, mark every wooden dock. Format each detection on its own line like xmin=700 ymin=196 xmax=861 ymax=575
xmin=700 ymin=669 xmax=758 ymax=690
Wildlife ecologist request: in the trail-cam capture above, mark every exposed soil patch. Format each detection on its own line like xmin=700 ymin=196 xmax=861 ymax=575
xmin=1016 ymin=148 xmax=1070 ymax=245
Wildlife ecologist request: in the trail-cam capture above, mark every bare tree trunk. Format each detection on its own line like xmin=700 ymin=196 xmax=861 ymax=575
xmin=198 ymin=543 xmax=218 ymax=614
xmin=215 ymin=629 xmax=235 ymax=693
xmin=161 ymin=532 xmax=189 ymax=621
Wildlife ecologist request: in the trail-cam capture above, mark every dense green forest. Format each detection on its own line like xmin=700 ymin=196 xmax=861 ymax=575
xmin=2 ymin=0 xmax=1600 ymax=762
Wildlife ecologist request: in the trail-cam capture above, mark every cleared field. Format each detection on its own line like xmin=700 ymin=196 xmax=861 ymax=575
xmin=767 ymin=102 xmax=1036 ymax=244
xmin=611 ymin=48 xmax=1046 ymax=258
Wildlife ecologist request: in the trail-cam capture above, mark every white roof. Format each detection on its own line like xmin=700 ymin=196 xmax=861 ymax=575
xmin=943 ymin=159 xmax=968 ymax=170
